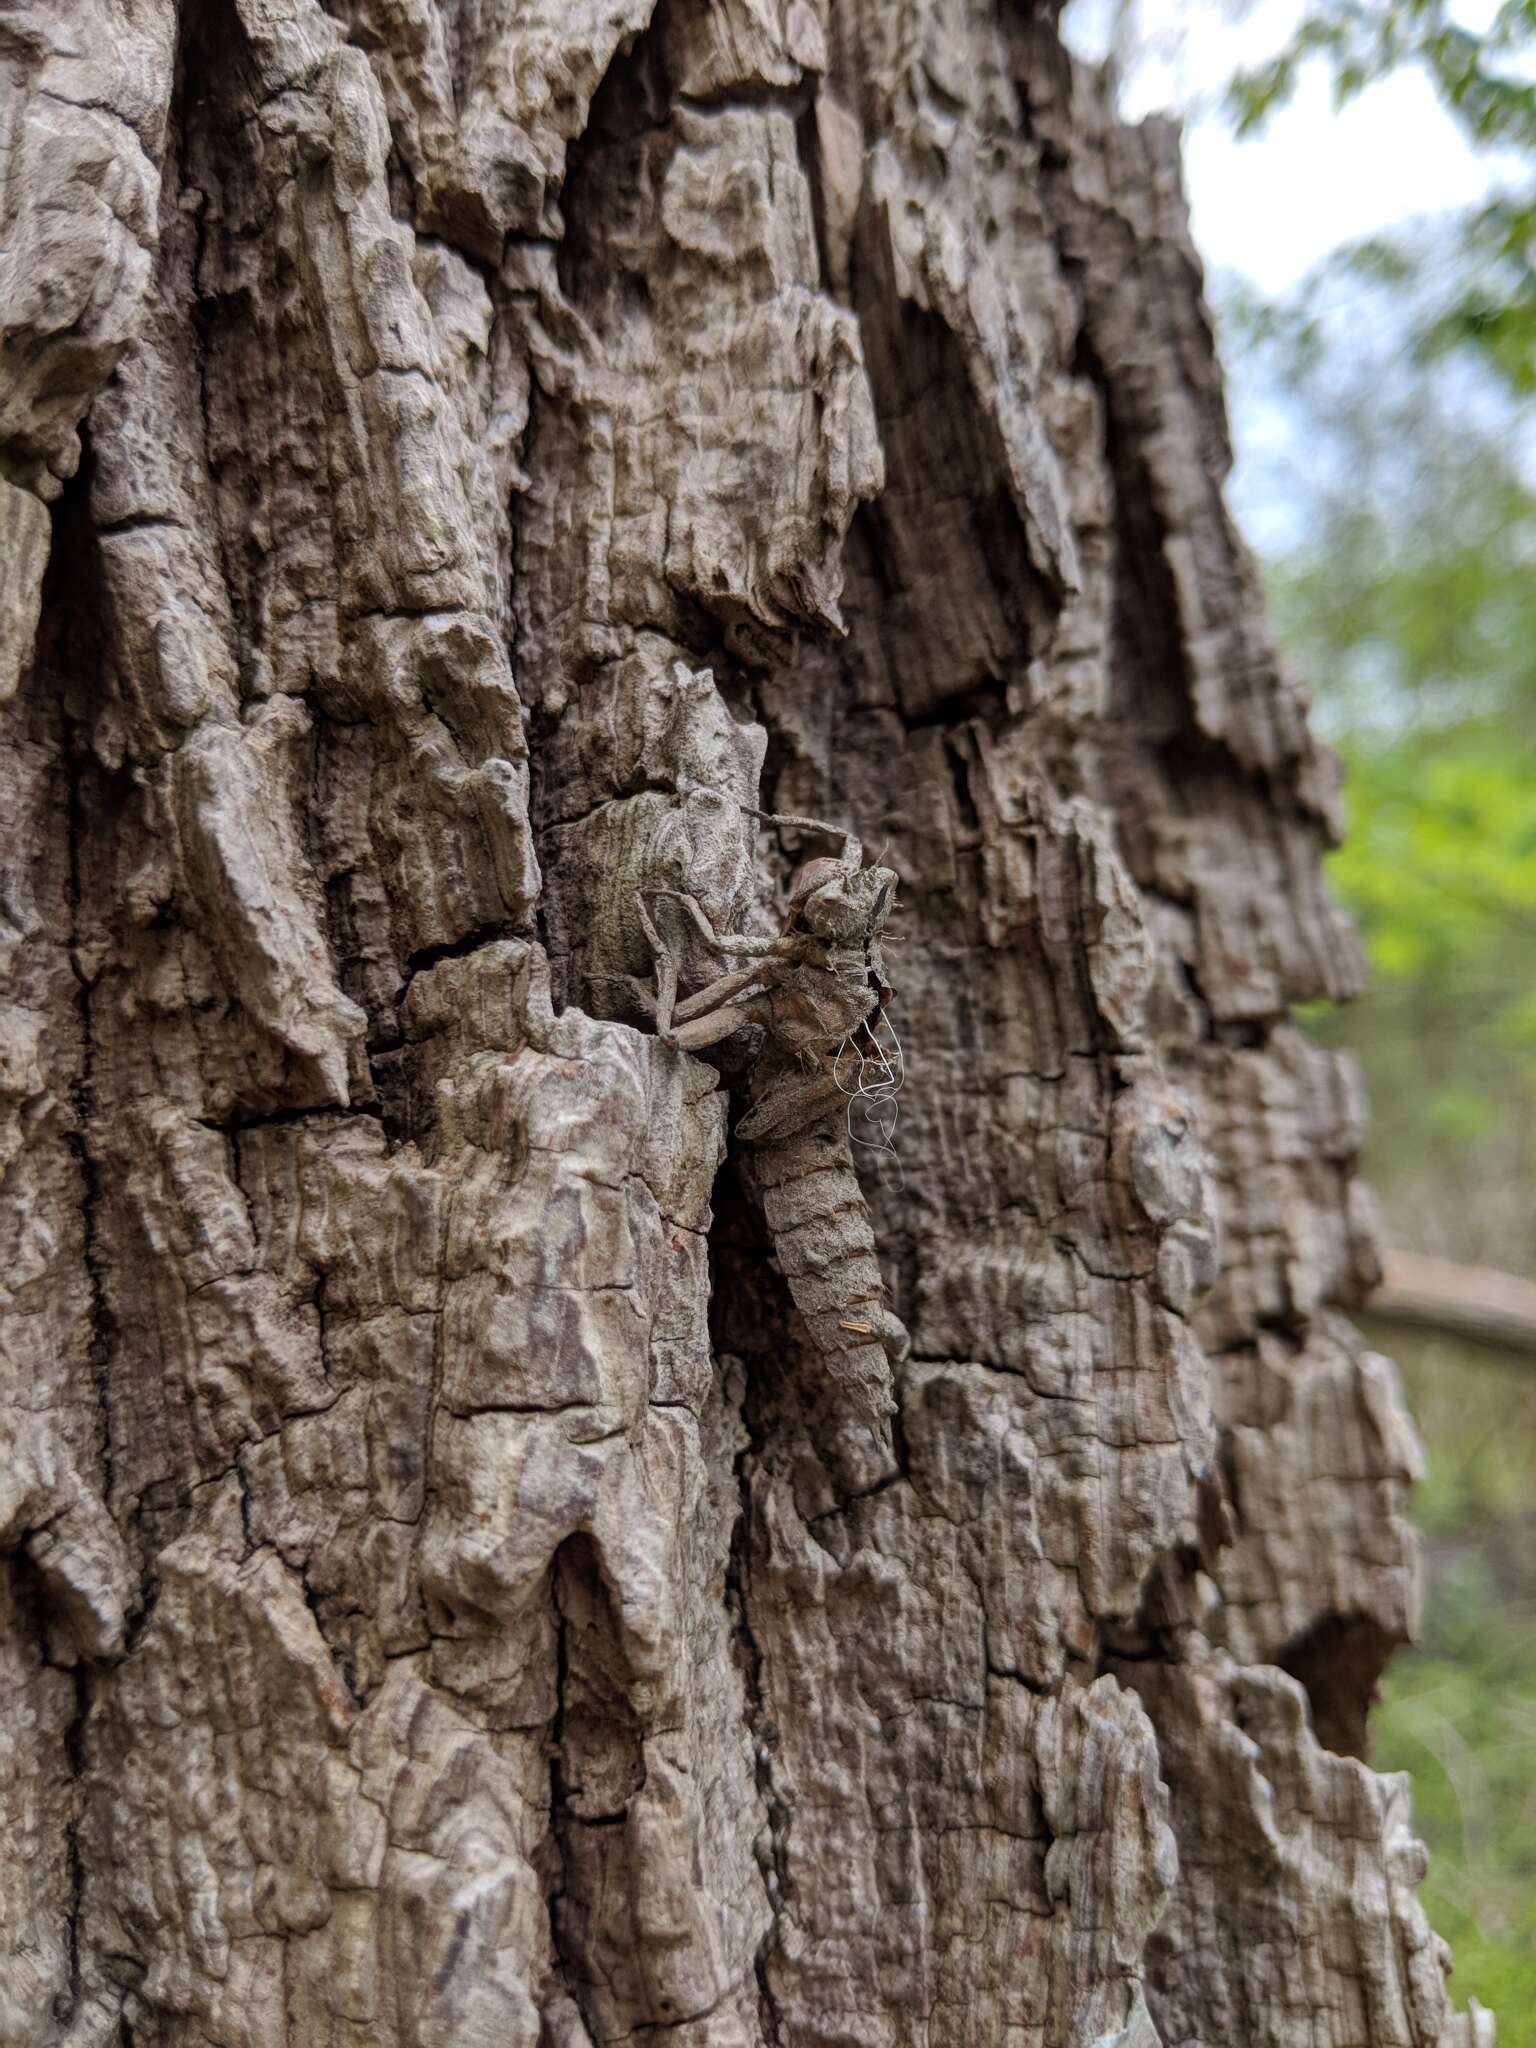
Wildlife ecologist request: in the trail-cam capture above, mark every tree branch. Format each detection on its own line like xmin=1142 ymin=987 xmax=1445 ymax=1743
xmin=1369 ymin=1248 xmax=1536 ymax=1359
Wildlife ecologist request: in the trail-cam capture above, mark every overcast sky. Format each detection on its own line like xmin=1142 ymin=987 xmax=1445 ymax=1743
xmin=1059 ymin=0 xmax=1528 ymax=547
xmin=1062 ymin=0 xmax=1518 ymax=295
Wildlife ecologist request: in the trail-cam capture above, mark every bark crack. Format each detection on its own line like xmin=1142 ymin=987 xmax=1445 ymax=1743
xmin=54 ymin=449 xmax=122 ymax=1556
xmin=727 ymin=1420 xmax=789 ymax=2048
xmin=58 ymin=1663 xmax=90 ymax=2029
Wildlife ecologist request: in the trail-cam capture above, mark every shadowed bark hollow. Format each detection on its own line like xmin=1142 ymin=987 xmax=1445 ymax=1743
xmin=0 ymin=0 xmax=1493 ymax=2042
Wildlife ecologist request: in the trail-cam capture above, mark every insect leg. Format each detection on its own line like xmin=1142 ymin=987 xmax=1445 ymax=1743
xmin=634 ymin=891 xmax=681 ymax=1038
xmin=739 ymin=807 xmax=863 ymax=872
xmin=666 ymin=991 xmax=772 ymax=1053
xmin=671 ymin=957 xmax=789 ymax=1026
xmin=644 ymin=889 xmax=783 ymax=959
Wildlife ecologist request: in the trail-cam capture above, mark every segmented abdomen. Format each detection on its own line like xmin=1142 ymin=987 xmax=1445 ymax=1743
xmin=746 ymin=1115 xmax=902 ymax=1425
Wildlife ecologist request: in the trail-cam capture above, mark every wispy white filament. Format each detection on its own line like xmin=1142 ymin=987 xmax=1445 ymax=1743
xmin=834 ymin=1006 xmax=905 ymax=1185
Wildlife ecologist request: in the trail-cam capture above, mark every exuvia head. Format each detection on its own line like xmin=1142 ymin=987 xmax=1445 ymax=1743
xmin=790 ymin=859 xmax=899 ymax=943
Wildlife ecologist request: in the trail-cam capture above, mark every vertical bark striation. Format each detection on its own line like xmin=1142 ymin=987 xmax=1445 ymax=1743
xmin=0 ymin=0 xmax=1491 ymax=2043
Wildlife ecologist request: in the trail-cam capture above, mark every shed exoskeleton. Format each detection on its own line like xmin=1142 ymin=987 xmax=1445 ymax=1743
xmin=633 ymin=810 xmax=908 ymax=1427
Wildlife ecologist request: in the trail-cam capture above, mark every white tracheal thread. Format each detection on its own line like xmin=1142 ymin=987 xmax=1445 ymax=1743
xmin=834 ymin=1005 xmax=905 ymax=1186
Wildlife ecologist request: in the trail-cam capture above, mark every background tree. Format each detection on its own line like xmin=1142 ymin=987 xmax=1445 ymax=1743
xmin=0 ymin=1 xmax=1490 ymax=2044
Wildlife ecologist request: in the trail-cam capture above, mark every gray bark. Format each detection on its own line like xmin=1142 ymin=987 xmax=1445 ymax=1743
xmin=0 ymin=1 xmax=1492 ymax=2043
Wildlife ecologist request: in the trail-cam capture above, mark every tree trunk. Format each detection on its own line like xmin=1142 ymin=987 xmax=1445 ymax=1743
xmin=0 ymin=2 xmax=1492 ymax=2043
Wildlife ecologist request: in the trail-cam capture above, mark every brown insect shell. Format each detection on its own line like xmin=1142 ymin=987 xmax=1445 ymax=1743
xmin=786 ymin=856 xmax=847 ymax=911
xmin=764 ymin=976 xmax=880 ymax=1056
xmin=790 ymin=860 xmax=898 ymax=942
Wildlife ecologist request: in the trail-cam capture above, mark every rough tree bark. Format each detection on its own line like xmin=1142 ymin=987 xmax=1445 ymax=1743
xmin=0 ymin=1 xmax=1495 ymax=2043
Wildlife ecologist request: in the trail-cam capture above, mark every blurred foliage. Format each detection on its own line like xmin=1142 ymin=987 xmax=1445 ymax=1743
xmin=1216 ymin=42 xmax=1536 ymax=2012
xmin=1227 ymin=0 xmax=1536 ymax=395
xmin=1071 ymin=9 xmax=1536 ymax=2022
xmin=1230 ymin=2 xmax=1536 ymax=151
xmin=1230 ymin=272 xmax=1536 ymax=1248
xmin=1259 ymin=392 xmax=1536 ymax=2021
xmin=1365 ymin=1334 xmax=1536 ymax=2045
